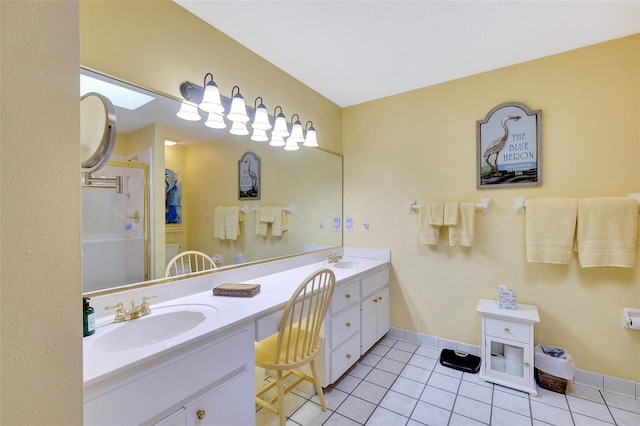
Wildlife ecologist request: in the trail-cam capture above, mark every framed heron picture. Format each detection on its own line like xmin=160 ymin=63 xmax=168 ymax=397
xmin=477 ymin=102 xmax=542 ymax=189
xmin=238 ymin=151 xmax=260 ymax=200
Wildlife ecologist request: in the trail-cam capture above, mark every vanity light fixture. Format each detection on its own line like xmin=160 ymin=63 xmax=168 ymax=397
xmin=176 ymin=102 xmax=201 ymax=121
xmin=251 ymin=97 xmax=271 ymax=130
xmin=198 ymin=73 xmax=224 ymax=114
xmin=229 ymin=120 xmax=250 ymax=136
xmin=269 ymin=135 xmax=286 ymax=147
xmin=284 ymin=137 xmax=300 ymax=151
xmin=303 ymin=121 xmax=318 ymax=147
xmin=227 ymin=86 xmax=250 ymax=123
xmin=164 ymin=139 xmax=178 ymax=146
xmin=204 ymin=112 xmax=226 ymax=129
xmin=288 ymin=114 xmax=305 ymax=143
xmin=271 ymin=106 xmax=290 ymax=138
xmin=251 ymin=128 xmax=269 ymax=142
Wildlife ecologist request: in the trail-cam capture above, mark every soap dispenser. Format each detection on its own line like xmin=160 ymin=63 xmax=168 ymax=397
xmin=83 ymin=297 xmax=95 ymax=337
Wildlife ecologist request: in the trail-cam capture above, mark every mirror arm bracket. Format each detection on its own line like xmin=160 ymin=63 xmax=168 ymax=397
xmin=82 ymin=173 xmax=123 ymax=193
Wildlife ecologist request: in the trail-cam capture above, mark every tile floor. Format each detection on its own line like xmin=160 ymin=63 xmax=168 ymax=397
xmin=256 ymin=336 xmax=640 ymax=426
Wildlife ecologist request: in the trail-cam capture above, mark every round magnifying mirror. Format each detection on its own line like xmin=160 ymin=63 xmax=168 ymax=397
xmin=81 ymin=92 xmax=117 ymax=173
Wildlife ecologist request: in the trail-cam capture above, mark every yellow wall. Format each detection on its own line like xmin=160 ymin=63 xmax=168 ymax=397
xmin=343 ymin=35 xmax=640 ymax=381
xmin=0 ymin=1 xmax=83 ymax=424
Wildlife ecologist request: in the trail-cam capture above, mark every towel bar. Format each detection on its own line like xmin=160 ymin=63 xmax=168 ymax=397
xmin=251 ymin=204 xmax=295 ymax=214
xmin=515 ymin=194 xmax=640 ymax=213
xmin=408 ymin=199 xmax=491 ymax=214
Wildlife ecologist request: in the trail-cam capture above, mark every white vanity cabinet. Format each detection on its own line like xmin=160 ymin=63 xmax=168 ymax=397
xmin=318 ymin=265 xmax=390 ymax=387
xmin=476 ymin=299 xmax=540 ymax=395
xmin=84 ymin=323 xmax=255 ymax=426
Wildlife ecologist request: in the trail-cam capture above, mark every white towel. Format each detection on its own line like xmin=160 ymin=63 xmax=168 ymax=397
xmin=418 ymin=203 xmax=440 ymax=245
xmin=256 ymin=206 xmax=288 ymax=237
xmin=576 ymin=197 xmax=638 ymax=268
xmin=526 ymin=198 xmax=577 ymax=264
xmin=428 ymin=202 xmax=444 ymax=226
xmin=224 ymin=206 xmax=242 ymax=240
xmin=213 ymin=206 xmax=226 ymax=240
xmin=444 ymin=202 xmax=459 ymax=226
xmin=449 ymin=203 xmax=475 ymax=247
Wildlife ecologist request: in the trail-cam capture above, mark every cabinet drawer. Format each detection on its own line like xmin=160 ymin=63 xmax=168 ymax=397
xmin=330 ymin=334 xmax=360 ymax=383
xmin=330 ymin=304 xmax=360 ymax=350
xmin=486 ymin=318 xmax=529 ymax=343
xmin=361 ymin=268 xmax=389 ymax=298
xmin=331 ymin=280 xmax=360 ymax=314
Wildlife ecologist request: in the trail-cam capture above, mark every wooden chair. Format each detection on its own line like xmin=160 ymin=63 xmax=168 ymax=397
xmin=254 ymin=268 xmax=336 ymax=426
xmin=164 ymin=250 xmax=217 ymax=277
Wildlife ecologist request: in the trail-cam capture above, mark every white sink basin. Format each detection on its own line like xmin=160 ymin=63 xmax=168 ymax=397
xmin=92 ymin=304 xmax=218 ymax=352
xmin=330 ymin=260 xmax=358 ymax=269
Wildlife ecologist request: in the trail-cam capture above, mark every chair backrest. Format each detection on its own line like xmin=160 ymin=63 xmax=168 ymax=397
xmin=165 ymin=250 xmax=217 ymax=277
xmin=273 ymin=268 xmax=336 ymax=365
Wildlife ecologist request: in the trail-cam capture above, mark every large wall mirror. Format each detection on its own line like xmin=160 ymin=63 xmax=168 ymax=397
xmin=81 ymin=67 xmax=342 ymax=295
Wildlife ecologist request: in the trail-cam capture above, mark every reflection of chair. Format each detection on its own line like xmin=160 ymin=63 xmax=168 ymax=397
xmin=255 ymin=269 xmax=336 ymax=426
xmin=164 ymin=250 xmax=217 ymax=277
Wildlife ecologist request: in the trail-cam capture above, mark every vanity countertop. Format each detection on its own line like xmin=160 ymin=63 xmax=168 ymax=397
xmin=83 ymin=256 xmax=389 ymax=390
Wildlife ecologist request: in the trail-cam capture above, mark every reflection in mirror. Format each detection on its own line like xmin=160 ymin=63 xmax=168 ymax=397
xmin=81 ymin=67 xmax=342 ymax=295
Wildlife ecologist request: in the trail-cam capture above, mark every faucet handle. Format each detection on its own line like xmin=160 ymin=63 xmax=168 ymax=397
xmin=105 ymin=302 xmax=127 ymax=322
xmin=140 ymin=295 xmax=157 ymax=316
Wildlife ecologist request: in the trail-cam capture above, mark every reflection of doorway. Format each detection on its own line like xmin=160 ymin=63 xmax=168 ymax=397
xmin=81 ymin=160 xmax=149 ymax=292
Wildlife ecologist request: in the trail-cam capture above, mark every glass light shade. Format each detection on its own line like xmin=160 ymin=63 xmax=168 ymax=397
xmin=199 ymin=81 xmax=224 ymax=114
xmin=252 ymin=104 xmax=272 ymax=130
xmin=269 ymin=135 xmax=285 ymax=147
xmin=303 ymin=127 xmax=318 ymax=147
xmin=176 ymin=102 xmax=201 ymax=121
xmin=250 ymin=128 xmax=269 ymax=142
xmin=272 ymin=112 xmax=290 ymax=137
xmin=227 ymin=93 xmax=250 ymax=123
xmin=284 ymin=137 xmax=300 ymax=151
xmin=289 ymin=120 xmax=304 ymax=143
xmin=229 ymin=120 xmax=249 ymax=136
xmin=204 ymin=112 xmax=226 ymax=129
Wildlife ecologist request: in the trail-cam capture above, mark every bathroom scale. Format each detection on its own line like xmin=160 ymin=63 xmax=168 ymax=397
xmin=439 ymin=349 xmax=481 ymax=374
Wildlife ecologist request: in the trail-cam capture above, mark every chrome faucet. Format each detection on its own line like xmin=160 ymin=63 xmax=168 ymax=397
xmin=105 ymin=296 xmax=157 ymax=323
xmin=327 ymin=252 xmax=343 ymax=263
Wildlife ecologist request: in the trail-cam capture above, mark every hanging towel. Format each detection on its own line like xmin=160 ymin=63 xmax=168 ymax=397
xmin=271 ymin=208 xmax=287 ymax=237
xmin=525 ymin=198 xmax=577 ymax=264
xmin=256 ymin=206 xmax=288 ymax=237
xmin=449 ymin=203 xmax=475 ymax=247
xmin=213 ymin=206 xmax=226 ymax=240
xmin=428 ymin=202 xmax=444 ymax=226
xmin=224 ymin=206 xmax=242 ymax=240
xmin=255 ymin=207 xmax=269 ymax=236
xmin=576 ymin=197 xmax=638 ymax=268
xmin=444 ymin=202 xmax=459 ymax=226
xmin=418 ymin=203 xmax=440 ymax=245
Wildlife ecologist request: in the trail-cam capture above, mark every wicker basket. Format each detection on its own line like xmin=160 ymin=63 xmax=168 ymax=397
xmin=535 ymin=367 xmax=568 ymax=394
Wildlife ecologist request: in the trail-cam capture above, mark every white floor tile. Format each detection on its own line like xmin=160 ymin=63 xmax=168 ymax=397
xmin=530 ymin=387 xmax=569 ymax=410
xmin=312 ymin=386 xmax=349 ymax=411
xmin=370 ymin=344 xmax=391 ymax=357
xmin=531 ymin=400 xmax=574 ymax=425
xmin=491 ymin=406 xmax=532 ymax=426
xmin=453 ymin=395 xmax=492 ymax=424
xmin=379 ymin=390 xmax=418 ymax=417
xmin=366 ymin=406 xmax=409 ymax=426
xmin=449 ymin=412 xmax=487 ymax=425
xmin=601 ymin=390 xmax=640 ymax=413
xmin=410 ymin=400 xmax=451 ymax=426
xmin=415 ymin=345 xmax=440 ymax=359
xmin=419 ymin=385 xmax=456 ymax=410
xmin=458 ymin=379 xmax=493 ymax=404
xmin=428 ymin=371 xmax=461 ymax=393
xmin=568 ymin=383 xmax=605 ymax=403
xmin=434 ymin=362 xmax=464 ymax=379
xmin=289 ymin=400 xmax=333 ymax=426
xmin=408 ymin=353 xmax=438 ymax=370
xmin=572 ymin=412 xmax=615 ymax=426
xmin=493 ymin=388 xmax=531 ymax=415
xmin=567 ymin=395 xmax=614 ymax=423
xmin=394 ymin=340 xmax=419 ymax=353
xmin=376 ymin=357 xmax=407 ymax=375
xmin=348 ymin=362 xmax=373 ymax=379
xmin=400 ymin=364 xmax=432 ymax=383
xmin=610 ymin=406 xmax=640 ymax=426
xmin=365 ymin=367 xmax=398 ymax=389
xmin=360 ymin=352 xmax=383 ymax=367
xmin=324 ymin=412 xmax=363 ymax=426
xmin=335 ymin=395 xmax=377 ymax=423
xmin=352 ymin=380 xmax=388 ymax=405
xmin=333 ymin=374 xmax=362 ymax=394
xmin=386 ymin=347 xmax=414 ymax=363
xmin=391 ymin=376 xmax=426 ymax=399
xmin=378 ymin=335 xmax=398 ymax=347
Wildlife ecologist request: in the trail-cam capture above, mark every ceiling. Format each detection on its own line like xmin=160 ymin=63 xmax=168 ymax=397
xmin=174 ymin=0 xmax=640 ymax=108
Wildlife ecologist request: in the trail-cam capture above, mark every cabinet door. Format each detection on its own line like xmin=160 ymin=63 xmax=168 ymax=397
xmin=484 ymin=335 xmax=532 ymax=389
xmin=184 ymin=370 xmax=254 ymax=426
xmin=361 ymin=286 xmax=389 ymax=354
xmin=376 ymin=287 xmax=390 ymax=342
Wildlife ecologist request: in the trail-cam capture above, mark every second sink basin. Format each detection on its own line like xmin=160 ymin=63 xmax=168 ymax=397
xmin=92 ymin=304 xmax=218 ymax=352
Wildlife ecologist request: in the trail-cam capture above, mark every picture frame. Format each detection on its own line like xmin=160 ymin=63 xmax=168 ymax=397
xmin=477 ymin=102 xmax=542 ymax=189
xmin=238 ymin=151 xmax=260 ymax=200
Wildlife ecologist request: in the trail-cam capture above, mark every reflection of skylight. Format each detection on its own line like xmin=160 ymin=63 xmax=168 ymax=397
xmin=80 ymin=74 xmax=155 ymax=110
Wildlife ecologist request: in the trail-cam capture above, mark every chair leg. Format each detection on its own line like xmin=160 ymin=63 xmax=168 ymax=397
xmin=309 ymin=359 xmax=327 ymax=411
xmin=276 ymin=370 xmax=286 ymax=426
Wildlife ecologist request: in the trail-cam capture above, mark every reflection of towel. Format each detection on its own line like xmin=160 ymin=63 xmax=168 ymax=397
xmin=429 ymin=202 xmax=444 ymax=226
xmin=449 ymin=203 xmax=475 ymax=247
xmin=225 ymin=206 xmax=242 ymax=240
xmin=444 ymin=202 xmax=459 ymax=226
xmin=577 ymin=197 xmax=638 ymax=268
xmin=418 ymin=203 xmax=439 ymax=245
xmin=256 ymin=207 xmax=289 ymax=237
xmin=526 ymin=198 xmax=577 ymax=264
xmin=213 ymin=206 xmax=243 ymax=240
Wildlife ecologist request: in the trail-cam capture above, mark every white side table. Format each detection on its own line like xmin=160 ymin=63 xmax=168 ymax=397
xmin=476 ymin=298 xmax=540 ymax=395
